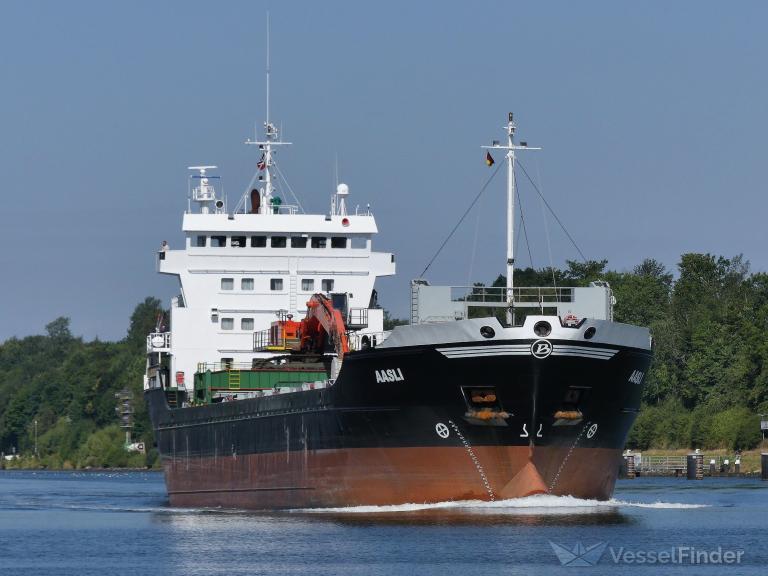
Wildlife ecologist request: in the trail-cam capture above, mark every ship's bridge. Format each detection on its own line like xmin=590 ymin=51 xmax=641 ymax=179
xmin=152 ymin=168 xmax=395 ymax=393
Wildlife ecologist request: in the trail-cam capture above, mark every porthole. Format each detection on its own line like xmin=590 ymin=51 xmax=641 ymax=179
xmin=584 ymin=327 xmax=596 ymax=340
xmin=533 ymin=321 xmax=552 ymax=337
xmin=480 ymin=326 xmax=496 ymax=339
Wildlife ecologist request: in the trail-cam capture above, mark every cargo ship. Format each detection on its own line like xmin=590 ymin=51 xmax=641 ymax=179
xmin=144 ymin=97 xmax=652 ymax=508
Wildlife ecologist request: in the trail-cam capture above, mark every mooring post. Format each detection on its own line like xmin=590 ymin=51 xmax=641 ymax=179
xmin=687 ymin=452 xmax=703 ymax=480
xmin=761 ymin=453 xmax=768 ymax=481
xmin=621 ymin=451 xmax=636 ymax=479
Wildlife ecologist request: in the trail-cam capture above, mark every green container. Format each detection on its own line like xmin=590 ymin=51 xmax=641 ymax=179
xmin=194 ymin=368 xmax=328 ymax=404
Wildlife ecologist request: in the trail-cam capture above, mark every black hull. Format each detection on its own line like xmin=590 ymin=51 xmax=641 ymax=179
xmin=146 ymin=338 xmax=651 ymax=508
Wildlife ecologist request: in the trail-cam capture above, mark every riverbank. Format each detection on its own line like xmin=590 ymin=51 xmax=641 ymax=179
xmin=1 ymin=455 xmax=159 ymax=471
xmin=625 ymin=448 xmax=767 ymax=477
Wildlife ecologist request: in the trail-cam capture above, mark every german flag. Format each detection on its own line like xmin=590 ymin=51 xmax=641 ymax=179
xmin=485 ymin=151 xmax=495 ymax=167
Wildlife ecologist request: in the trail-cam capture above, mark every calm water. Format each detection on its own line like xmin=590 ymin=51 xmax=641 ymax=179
xmin=0 ymin=471 xmax=766 ymax=575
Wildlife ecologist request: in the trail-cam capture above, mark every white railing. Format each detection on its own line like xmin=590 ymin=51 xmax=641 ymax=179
xmin=347 ymin=308 xmax=369 ymax=328
xmin=349 ymin=331 xmax=391 ymax=351
xmin=271 ymin=204 xmax=299 ymax=215
xmin=146 ymin=332 xmax=171 ymax=352
xmin=449 ymin=285 xmax=574 ymax=304
xmin=197 ymin=361 xmax=257 ymax=373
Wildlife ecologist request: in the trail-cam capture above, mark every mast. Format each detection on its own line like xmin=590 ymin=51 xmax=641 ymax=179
xmin=506 ymin=114 xmax=516 ymax=326
xmin=482 ymin=113 xmax=540 ymax=325
xmin=245 ymin=13 xmax=291 ymax=214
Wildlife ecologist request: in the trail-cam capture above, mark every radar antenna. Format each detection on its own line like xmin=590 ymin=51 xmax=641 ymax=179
xmin=188 ymin=166 xmax=222 ymax=214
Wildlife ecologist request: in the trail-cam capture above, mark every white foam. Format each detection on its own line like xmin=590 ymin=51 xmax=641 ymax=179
xmin=294 ymin=494 xmax=709 ymax=514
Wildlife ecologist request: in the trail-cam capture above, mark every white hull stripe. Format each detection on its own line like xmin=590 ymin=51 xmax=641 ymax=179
xmin=437 ymin=343 xmax=618 ymax=360
xmin=437 ymin=345 xmax=529 ymax=358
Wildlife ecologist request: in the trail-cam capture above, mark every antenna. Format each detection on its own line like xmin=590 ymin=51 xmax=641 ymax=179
xmin=188 ymin=166 xmax=220 ymax=214
xmin=188 ymin=165 xmax=218 ymax=173
xmin=242 ymin=13 xmax=292 ymax=214
xmin=331 ymin=152 xmax=339 ymax=216
xmin=335 ymin=152 xmax=339 ymax=187
xmin=266 ymin=12 xmax=270 ymax=127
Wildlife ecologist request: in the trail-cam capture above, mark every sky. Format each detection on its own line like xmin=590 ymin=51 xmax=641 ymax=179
xmin=1 ymin=0 xmax=767 ymax=342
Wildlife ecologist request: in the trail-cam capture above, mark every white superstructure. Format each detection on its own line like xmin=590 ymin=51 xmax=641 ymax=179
xmin=148 ymin=115 xmax=395 ymax=393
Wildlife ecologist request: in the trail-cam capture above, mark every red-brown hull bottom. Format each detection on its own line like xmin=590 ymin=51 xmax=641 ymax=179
xmin=163 ymin=445 xmax=621 ymax=509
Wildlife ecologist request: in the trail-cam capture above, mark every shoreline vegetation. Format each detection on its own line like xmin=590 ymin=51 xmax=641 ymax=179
xmin=2 ymin=253 xmax=768 ymax=471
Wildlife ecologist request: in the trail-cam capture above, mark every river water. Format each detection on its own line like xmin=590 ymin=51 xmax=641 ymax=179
xmin=0 ymin=470 xmax=766 ymax=575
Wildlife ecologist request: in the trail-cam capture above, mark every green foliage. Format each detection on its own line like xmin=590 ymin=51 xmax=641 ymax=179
xmin=626 ymin=399 xmax=692 ymax=450
xmin=708 ymin=408 xmax=761 ymax=451
xmin=564 ymin=259 xmax=609 ymax=285
xmin=0 ymin=300 xmax=162 ymax=468
xmin=383 ymin=310 xmax=408 ymax=331
xmin=126 ymin=297 xmax=164 ymax=352
xmin=76 ymin=425 xmax=145 ymax=468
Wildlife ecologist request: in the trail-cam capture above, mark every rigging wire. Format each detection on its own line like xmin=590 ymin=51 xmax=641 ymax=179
xmin=517 ymin=160 xmax=588 ymax=263
xmin=235 ymin=170 xmax=262 ymax=214
xmin=515 ymin=173 xmax=535 ymax=272
xmin=420 ymin=161 xmax=503 ymax=278
xmin=516 ymin=180 xmax=545 ymax=313
xmin=272 ymin=160 xmax=306 ymax=214
xmin=465 ymin=187 xmax=483 ymax=287
xmin=535 ymin=158 xmax=559 ymax=299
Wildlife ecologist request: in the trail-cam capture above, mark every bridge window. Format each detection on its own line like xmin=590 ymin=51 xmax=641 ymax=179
xmin=351 ymin=237 xmax=367 ymax=249
xmin=195 ymin=235 xmax=207 ymax=247
xmin=241 ymin=278 xmax=254 ymax=290
xmin=231 ymin=236 xmax=246 ymax=248
xmin=271 ymin=236 xmax=287 ymax=248
xmin=221 ymin=318 xmax=234 ymax=330
xmin=211 ymin=235 xmax=226 ymax=247
xmin=311 ymin=236 xmax=327 ymax=248
xmin=301 ymin=279 xmax=314 ymax=291
xmin=331 ymin=236 xmax=347 ymax=248
xmin=270 ymin=278 xmax=284 ymax=291
xmin=241 ymin=318 xmax=254 ymax=330
xmin=322 ymin=279 xmax=334 ymax=292
xmin=291 ymin=236 xmax=308 ymax=248
xmin=251 ymin=236 xmax=267 ymax=247
xmin=221 ymin=278 xmax=234 ymax=290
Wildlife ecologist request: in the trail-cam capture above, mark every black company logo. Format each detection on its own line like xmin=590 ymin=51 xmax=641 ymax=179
xmin=549 ymin=541 xmax=608 ymax=566
xmin=531 ymin=339 xmax=553 ymax=359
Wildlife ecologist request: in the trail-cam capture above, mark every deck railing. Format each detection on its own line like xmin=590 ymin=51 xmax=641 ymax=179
xmin=146 ymin=332 xmax=171 ymax=353
xmin=450 ymin=285 xmax=574 ymax=304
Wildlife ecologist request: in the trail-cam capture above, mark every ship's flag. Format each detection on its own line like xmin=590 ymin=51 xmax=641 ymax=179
xmin=257 ymin=154 xmax=266 ymax=171
xmin=485 ymin=151 xmax=495 ymax=167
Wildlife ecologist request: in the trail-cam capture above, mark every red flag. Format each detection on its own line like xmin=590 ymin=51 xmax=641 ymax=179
xmin=257 ymin=154 xmax=266 ymax=170
xmin=485 ymin=151 xmax=495 ymax=167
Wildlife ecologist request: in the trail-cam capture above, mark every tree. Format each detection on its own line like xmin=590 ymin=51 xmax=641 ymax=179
xmin=45 ymin=317 xmax=72 ymax=341
xmin=383 ymin=310 xmax=408 ymax=331
xmin=126 ymin=297 xmax=165 ymax=351
xmin=564 ymin=259 xmax=608 ymax=285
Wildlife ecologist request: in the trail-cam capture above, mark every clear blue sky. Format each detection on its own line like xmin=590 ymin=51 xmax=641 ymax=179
xmin=1 ymin=1 xmax=767 ymax=341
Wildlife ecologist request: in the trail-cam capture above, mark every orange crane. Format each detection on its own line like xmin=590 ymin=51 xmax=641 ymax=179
xmin=298 ymin=294 xmax=350 ymax=359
